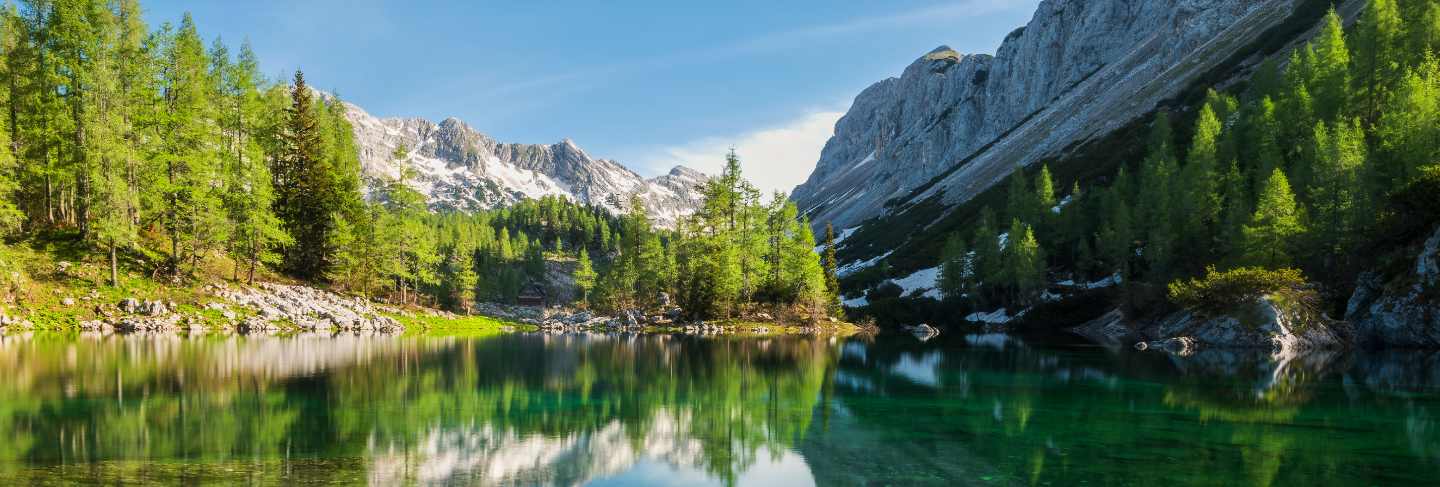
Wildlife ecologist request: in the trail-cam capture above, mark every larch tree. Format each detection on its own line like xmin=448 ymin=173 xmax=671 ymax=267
xmin=1354 ymin=0 xmax=1402 ymax=122
xmin=1310 ymin=7 xmax=1351 ymax=121
xmin=574 ymin=247 xmax=596 ymax=304
xmin=1243 ymin=169 xmax=1303 ymax=268
xmin=157 ymin=14 xmax=227 ymax=276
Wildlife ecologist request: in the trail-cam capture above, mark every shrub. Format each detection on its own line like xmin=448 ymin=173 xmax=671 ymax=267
xmin=1167 ymin=266 xmax=1308 ymax=313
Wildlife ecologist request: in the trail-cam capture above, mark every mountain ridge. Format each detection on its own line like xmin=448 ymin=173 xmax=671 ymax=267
xmin=343 ymin=102 xmax=707 ymax=226
xmin=792 ymin=0 xmax=1319 ymax=236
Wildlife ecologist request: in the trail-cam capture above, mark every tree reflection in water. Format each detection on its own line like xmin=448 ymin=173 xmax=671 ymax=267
xmin=0 ymin=331 xmax=1437 ymax=486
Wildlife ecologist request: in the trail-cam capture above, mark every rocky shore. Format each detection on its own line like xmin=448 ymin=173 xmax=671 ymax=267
xmin=0 ymin=281 xmax=863 ymax=337
xmin=0 ymin=282 xmax=404 ymax=336
xmin=472 ymin=302 xmax=861 ymax=336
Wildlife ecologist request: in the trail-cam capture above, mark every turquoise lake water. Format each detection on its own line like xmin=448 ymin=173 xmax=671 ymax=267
xmin=0 ymin=331 xmax=1436 ymax=485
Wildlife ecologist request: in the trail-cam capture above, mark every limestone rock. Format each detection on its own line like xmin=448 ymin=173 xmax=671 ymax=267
xmin=794 ymin=0 xmax=1323 ymax=240
xmin=1142 ymin=297 xmax=1349 ymax=355
xmin=1347 ymin=226 xmax=1440 ymax=348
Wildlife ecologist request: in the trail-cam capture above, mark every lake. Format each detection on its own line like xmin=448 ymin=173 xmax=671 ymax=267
xmin=0 ymin=331 xmax=1436 ymax=485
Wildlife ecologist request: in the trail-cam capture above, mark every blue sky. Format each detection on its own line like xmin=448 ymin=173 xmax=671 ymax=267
xmin=142 ymin=0 xmax=1041 ymax=194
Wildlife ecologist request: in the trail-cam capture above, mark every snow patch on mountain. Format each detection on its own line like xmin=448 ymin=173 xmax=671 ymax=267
xmin=344 ymin=102 xmax=708 ymax=227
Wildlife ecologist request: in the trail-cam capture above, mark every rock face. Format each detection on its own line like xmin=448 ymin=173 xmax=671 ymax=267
xmin=1140 ymin=298 xmax=1351 ymax=356
xmin=1346 ymin=226 xmax=1440 ymax=348
xmin=793 ymin=0 xmax=1311 ymax=232
xmin=344 ymin=102 xmax=707 ymax=227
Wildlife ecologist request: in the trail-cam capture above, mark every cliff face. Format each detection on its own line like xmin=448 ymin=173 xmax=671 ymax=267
xmin=344 ymin=103 xmax=707 ymax=227
xmin=792 ymin=0 xmax=1304 ymax=232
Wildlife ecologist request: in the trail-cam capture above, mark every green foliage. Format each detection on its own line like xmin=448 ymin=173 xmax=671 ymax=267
xmin=1243 ymin=169 xmax=1304 ymax=268
xmin=1167 ymin=266 xmax=1307 ymax=313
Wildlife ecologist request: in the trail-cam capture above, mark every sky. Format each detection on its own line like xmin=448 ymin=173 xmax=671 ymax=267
xmin=141 ymin=0 xmax=1041 ymax=195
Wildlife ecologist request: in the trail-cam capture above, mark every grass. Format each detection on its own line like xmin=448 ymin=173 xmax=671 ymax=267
xmin=390 ymin=312 xmax=536 ymax=337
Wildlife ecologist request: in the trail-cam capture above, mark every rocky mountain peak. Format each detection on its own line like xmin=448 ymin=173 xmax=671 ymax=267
xmin=793 ymin=0 xmax=1304 ymax=233
xmin=343 ymin=102 xmax=707 ymax=227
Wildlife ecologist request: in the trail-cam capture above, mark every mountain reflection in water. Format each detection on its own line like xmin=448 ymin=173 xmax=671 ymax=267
xmin=0 ymin=331 xmax=1436 ymax=485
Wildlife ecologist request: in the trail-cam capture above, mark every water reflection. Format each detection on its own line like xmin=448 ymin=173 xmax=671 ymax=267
xmin=0 ymin=331 xmax=1436 ymax=485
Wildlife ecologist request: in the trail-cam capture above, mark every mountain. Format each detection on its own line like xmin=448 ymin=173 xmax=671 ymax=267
xmin=343 ymin=102 xmax=708 ymax=226
xmin=794 ymin=0 xmax=1342 ymax=240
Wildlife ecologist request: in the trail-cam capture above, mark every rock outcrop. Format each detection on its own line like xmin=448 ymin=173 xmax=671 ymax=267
xmin=215 ymin=283 xmax=403 ymax=333
xmin=1346 ymin=226 xmax=1440 ymax=348
xmin=794 ymin=0 xmax=1333 ymax=236
xmin=1138 ymin=297 xmax=1351 ymax=356
xmin=344 ymin=102 xmax=707 ymax=227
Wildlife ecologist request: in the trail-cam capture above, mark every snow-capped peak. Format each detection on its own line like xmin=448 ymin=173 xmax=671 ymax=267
xmin=344 ymin=102 xmax=707 ymax=227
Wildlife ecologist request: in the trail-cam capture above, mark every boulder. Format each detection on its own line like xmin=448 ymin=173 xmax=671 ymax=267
xmin=118 ymin=297 xmax=140 ymax=313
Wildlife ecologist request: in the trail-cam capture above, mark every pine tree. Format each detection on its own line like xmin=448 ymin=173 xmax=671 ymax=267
xmin=1177 ymin=103 xmax=1222 ymax=266
xmin=1006 ymin=167 xmax=1033 ymax=224
xmin=383 ymin=144 xmax=439 ymax=304
xmin=1001 ymin=218 xmax=1044 ymax=306
xmin=82 ymin=1 xmax=140 ymax=286
xmin=1375 ymin=56 xmax=1440 ymax=189
xmin=1217 ymin=158 xmax=1248 ymax=262
xmin=1311 ymin=7 xmax=1351 ymax=120
xmin=1096 ymin=187 xmax=1133 ymax=279
xmin=1409 ymin=0 xmax=1440 ymax=64
xmin=1137 ymin=117 xmax=1178 ymax=278
xmin=1248 ymin=97 xmax=1284 ymax=196
xmin=574 ymin=247 xmax=596 ymax=304
xmin=217 ymin=41 xmax=289 ymax=284
xmin=1243 ymin=169 xmax=1303 ymax=268
xmin=938 ymin=231 xmax=970 ymax=303
xmin=1308 ymin=118 xmax=1368 ymax=264
xmin=273 ymin=69 xmax=351 ymax=281
xmin=970 ymin=206 xmax=1001 ymax=304
xmin=1033 ymin=163 xmax=1056 ymax=237
xmin=157 ymin=14 xmax=227 ymax=276
xmin=1354 ymin=0 xmax=1402 ymax=121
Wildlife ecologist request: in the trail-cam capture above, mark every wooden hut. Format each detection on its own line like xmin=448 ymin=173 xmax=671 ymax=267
xmin=517 ymin=281 xmax=547 ymax=307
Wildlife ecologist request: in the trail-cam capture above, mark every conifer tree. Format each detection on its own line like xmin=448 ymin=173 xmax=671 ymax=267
xmin=221 ymin=41 xmax=289 ymax=284
xmin=1375 ymin=57 xmax=1440 ymax=188
xmin=1311 ymin=7 xmax=1351 ymax=120
xmin=1354 ymin=0 xmax=1402 ymax=122
xmin=157 ymin=14 xmax=227 ymax=276
xmin=1177 ymin=103 xmax=1222 ymax=265
xmin=1006 ymin=167 xmax=1033 ymax=224
xmin=1308 ymin=119 xmax=1368 ymax=263
xmin=1243 ymin=169 xmax=1303 ymax=268
xmin=1138 ymin=117 xmax=1178 ymax=278
xmin=1096 ymin=187 xmax=1133 ymax=279
xmin=1409 ymin=0 xmax=1440 ymax=63
xmin=1001 ymin=218 xmax=1043 ymax=306
xmin=970 ymin=206 xmax=1001 ymax=303
xmin=821 ymin=222 xmax=841 ymax=311
xmin=938 ymin=231 xmax=970 ymax=303
xmin=574 ymin=247 xmax=596 ymax=304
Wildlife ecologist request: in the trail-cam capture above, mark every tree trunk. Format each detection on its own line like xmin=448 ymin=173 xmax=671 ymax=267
xmin=110 ymin=241 xmax=119 ymax=288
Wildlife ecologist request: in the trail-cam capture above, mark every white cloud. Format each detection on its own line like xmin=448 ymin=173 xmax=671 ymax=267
xmin=644 ymin=110 xmax=844 ymax=197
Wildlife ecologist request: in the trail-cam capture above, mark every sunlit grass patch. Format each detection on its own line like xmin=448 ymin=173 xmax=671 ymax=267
xmin=390 ymin=313 xmax=534 ymax=337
